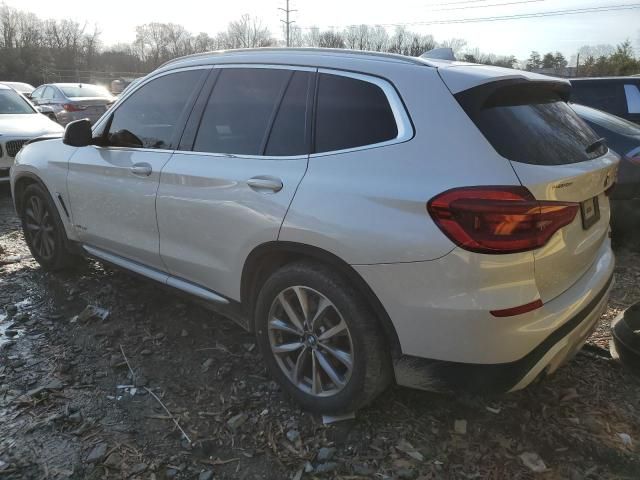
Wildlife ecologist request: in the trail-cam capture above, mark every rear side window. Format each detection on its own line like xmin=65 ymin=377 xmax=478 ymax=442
xmin=570 ymin=82 xmax=626 ymax=115
xmin=314 ymin=73 xmax=398 ymax=153
xmin=458 ymin=82 xmax=606 ymax=166
xmin=194 ymin=68 xmax=293 ymax=156
xmin=107 ymin=69 xmax=205 ymax=149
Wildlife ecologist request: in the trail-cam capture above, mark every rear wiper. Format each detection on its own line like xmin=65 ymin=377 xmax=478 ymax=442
xmin=585 ymin=137 xmax=606 ymax=154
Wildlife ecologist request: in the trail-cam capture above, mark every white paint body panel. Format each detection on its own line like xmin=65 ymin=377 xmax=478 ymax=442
xmin=156 ymin=153 xmax=308 ymax=299
xmin=356 ymin=237 xmax=613 ymax=364
xmin=66 ymin=146 xmax=171 ymax=270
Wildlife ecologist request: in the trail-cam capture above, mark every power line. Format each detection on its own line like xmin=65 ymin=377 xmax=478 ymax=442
xmin=278 ymin=0 xmax=297 ymax=47
xmin=432 ymin=0 xmax=544 ymax=12
xmin=299 ymin=3 xmax=640 ymax=29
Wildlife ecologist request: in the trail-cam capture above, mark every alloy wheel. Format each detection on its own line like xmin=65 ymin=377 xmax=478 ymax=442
xmin=24 ymin=195 xmax=56 ymax=261
xmin=267 ymin=286 xmax=354 ymax=397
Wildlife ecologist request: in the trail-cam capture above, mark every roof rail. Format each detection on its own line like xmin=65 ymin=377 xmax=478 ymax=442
xmin=159 ymin=47 xmax=429 ymax=69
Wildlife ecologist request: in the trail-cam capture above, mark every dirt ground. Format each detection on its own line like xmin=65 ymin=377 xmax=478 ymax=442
xmin=1 ymin=192 xmax=640 ymax=480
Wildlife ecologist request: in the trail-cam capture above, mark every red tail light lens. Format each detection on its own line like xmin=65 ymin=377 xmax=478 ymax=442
xmin=427 ymin=186 xmax=579 ymax=254
xmin=62 ymin=103 xmax=86 ymax=112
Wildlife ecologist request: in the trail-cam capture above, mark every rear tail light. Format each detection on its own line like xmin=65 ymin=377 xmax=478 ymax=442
xmin=62 ymin=103 xmax=87 ymax=112
xmin=427 ymin=186 xmax=579 ymax=254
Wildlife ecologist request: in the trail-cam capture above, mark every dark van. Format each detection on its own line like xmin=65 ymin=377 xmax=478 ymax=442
xmin=570 ymin=77 xmax=640 ymax=125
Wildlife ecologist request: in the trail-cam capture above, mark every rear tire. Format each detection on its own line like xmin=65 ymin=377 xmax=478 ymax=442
xmin=254 ymin=261 xmax=391 ymax=413
xmin=20 ymin=183 xmax=79 ymax=270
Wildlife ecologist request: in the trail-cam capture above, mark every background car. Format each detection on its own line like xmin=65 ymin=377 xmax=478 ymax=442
xmin=0 ymin=84 xmax=63 ymax=187
xmin=1 ymin=81 xmax=36 ymax=99
xmin=572 ymin=102 xmax=640 ymax=233
xmin=30 ymin=83 xmax=115 ymax=125
xmin=570 ymin=77 xmax=640 ymax=125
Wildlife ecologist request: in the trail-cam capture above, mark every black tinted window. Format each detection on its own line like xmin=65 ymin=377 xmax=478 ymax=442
xmin=459 ymin=84 xmax=605 ymax=166
xmin=265 ymin=71 xmax=312 ymax=156
xmin=194 ymin=68 xmax=292 ymax=155
xmin=108 ymin=70 xmax=204 ymax=149
xmin=570 ymin=82 xmax=626 ymax=115
xmin=315 ymin=74 xmax=398 ymax=153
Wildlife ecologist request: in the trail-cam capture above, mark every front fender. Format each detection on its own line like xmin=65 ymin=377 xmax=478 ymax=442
xmin=10 ymin=138 xmax=79 ymax=241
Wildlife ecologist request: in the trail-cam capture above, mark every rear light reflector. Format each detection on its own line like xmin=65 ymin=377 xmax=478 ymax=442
xmin=427 ymin=186 xmax=579 ymax=254
xmin=62 ymin=103 xmax=87 ymax=112
xmin=490 ymin=299 xmax=543 ymax=317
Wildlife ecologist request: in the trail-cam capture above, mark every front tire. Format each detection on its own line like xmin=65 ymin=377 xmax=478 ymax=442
xmin=20 ymin=183 xmax=78 ymax=270
xmin=255 ymin=262 xmax=391 ymax=413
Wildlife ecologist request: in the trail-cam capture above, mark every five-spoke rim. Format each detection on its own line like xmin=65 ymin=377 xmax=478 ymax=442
xmin=268 ymin=286 xmax=354 ymax=397
xmin=24 ymin=195 xmax=55 ymax=260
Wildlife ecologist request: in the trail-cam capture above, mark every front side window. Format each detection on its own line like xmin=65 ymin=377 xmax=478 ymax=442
xmin=41 ymin=87 xmax=54 ymax=101
xmin=31 ymin=86 xmax=44 ymax=99
xmin=194 ymin=68 xmax=300 ymax=156
xmin=106 ymin=69 xmax=205 ymax=150
xmin=314 ymin=73 xmax=398 ymax=153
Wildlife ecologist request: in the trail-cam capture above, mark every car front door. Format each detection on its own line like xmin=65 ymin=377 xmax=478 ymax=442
xmin=66 ymin=67 xmax=209 ymax=270
xmin=156 ymin=66 xmax=315 ymax=300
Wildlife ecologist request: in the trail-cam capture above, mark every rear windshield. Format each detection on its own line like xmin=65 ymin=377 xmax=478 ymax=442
xmin=0 ymin=89 xmax=35 ymax=114
xmin=60 ymin=85 xmax=111 ymax=98
xmin=457 ymin=82 xmax=607 ymax=165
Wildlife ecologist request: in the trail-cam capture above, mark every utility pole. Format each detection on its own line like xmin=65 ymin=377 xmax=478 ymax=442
xmin=278 ymin=0 xmax=297 ymax=47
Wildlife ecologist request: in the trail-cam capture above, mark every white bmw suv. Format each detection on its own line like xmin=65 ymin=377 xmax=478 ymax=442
xmin=10 ymin=49 xmax=617 ymax=413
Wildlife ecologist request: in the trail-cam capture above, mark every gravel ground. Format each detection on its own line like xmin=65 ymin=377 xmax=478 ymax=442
xmin=1 ymin=192 xmax=640 ymax=480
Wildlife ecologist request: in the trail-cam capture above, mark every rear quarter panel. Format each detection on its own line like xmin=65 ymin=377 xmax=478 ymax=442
xmin=280 ymin=64 xmax=523 ymax=264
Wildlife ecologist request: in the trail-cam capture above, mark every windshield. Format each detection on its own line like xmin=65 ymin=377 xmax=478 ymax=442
xmin=0 ymin=89 xmax=35 ymax=114
xmin=59 ymin=84 xmax=112 ymax=98
xmin=3 ymin=82 xmax=34 ymax=94
xmin=571 ymin=103 xmax=640 ymax=137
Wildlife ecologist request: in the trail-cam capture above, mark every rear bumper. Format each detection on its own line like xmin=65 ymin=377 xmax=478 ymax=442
xmin=392 ymin=272 xmax=612 ymax=393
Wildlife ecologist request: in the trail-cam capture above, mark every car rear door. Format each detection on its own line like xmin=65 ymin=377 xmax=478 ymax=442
xmin=156 ymin=66 xmax=314 ymax=300
xmin=66 ymin=67 xmax=209 ymax=270
xmin=453 ymin=77 xmax=618 ymax=302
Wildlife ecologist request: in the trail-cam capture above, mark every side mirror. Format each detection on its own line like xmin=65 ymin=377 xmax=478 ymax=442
xmin=63 ymin=119 xmax=93 ymax=147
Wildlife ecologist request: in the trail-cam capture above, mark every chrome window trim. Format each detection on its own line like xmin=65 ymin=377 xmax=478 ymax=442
xmin=92 ymin=65 xmax=214 ymax=134
xmin=172 ymin=150 xmax=308 ymax=161
xmin=310 ymin=68 xmax=414 ymax=158
xmin=212 ymin=63 xmax=317 ymax=73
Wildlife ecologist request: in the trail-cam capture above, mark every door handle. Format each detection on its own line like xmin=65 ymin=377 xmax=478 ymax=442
xmin=247 ymin=176 xmax=283 ymax=193
xmin=130 ymin=162 xmax=152 ymax=177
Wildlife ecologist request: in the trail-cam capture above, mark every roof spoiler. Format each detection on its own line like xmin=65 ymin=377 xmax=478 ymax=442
xmin=420 ymin=48 xmax=456 ymax=61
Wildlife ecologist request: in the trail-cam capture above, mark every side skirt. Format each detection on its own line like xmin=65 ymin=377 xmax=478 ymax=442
xmin=82 ymin=244 xmax=251 ymax=330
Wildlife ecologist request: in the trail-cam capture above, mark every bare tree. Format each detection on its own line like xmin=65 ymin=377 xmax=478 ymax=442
xmin=225 ymin=14 xmax=275 ymax=49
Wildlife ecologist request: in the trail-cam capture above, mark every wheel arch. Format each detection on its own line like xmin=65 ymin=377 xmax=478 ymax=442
xmin=13 ymin=172 xmax=48 ymax=215
xmin=241 ymin=241 xmax=402 ymax=359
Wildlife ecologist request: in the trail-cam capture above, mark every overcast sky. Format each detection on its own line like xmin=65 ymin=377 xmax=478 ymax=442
xmin=6 ymin=0 xmax=640 ymax=60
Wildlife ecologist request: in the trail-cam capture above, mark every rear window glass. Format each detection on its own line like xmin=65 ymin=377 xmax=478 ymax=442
xmin=60 ymin=85 xmax=112 ymax=98
xmin=315 ymin=73 xmax=398 ymax=153
xmin=458 ymin=83 xmax=606 ymax=166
